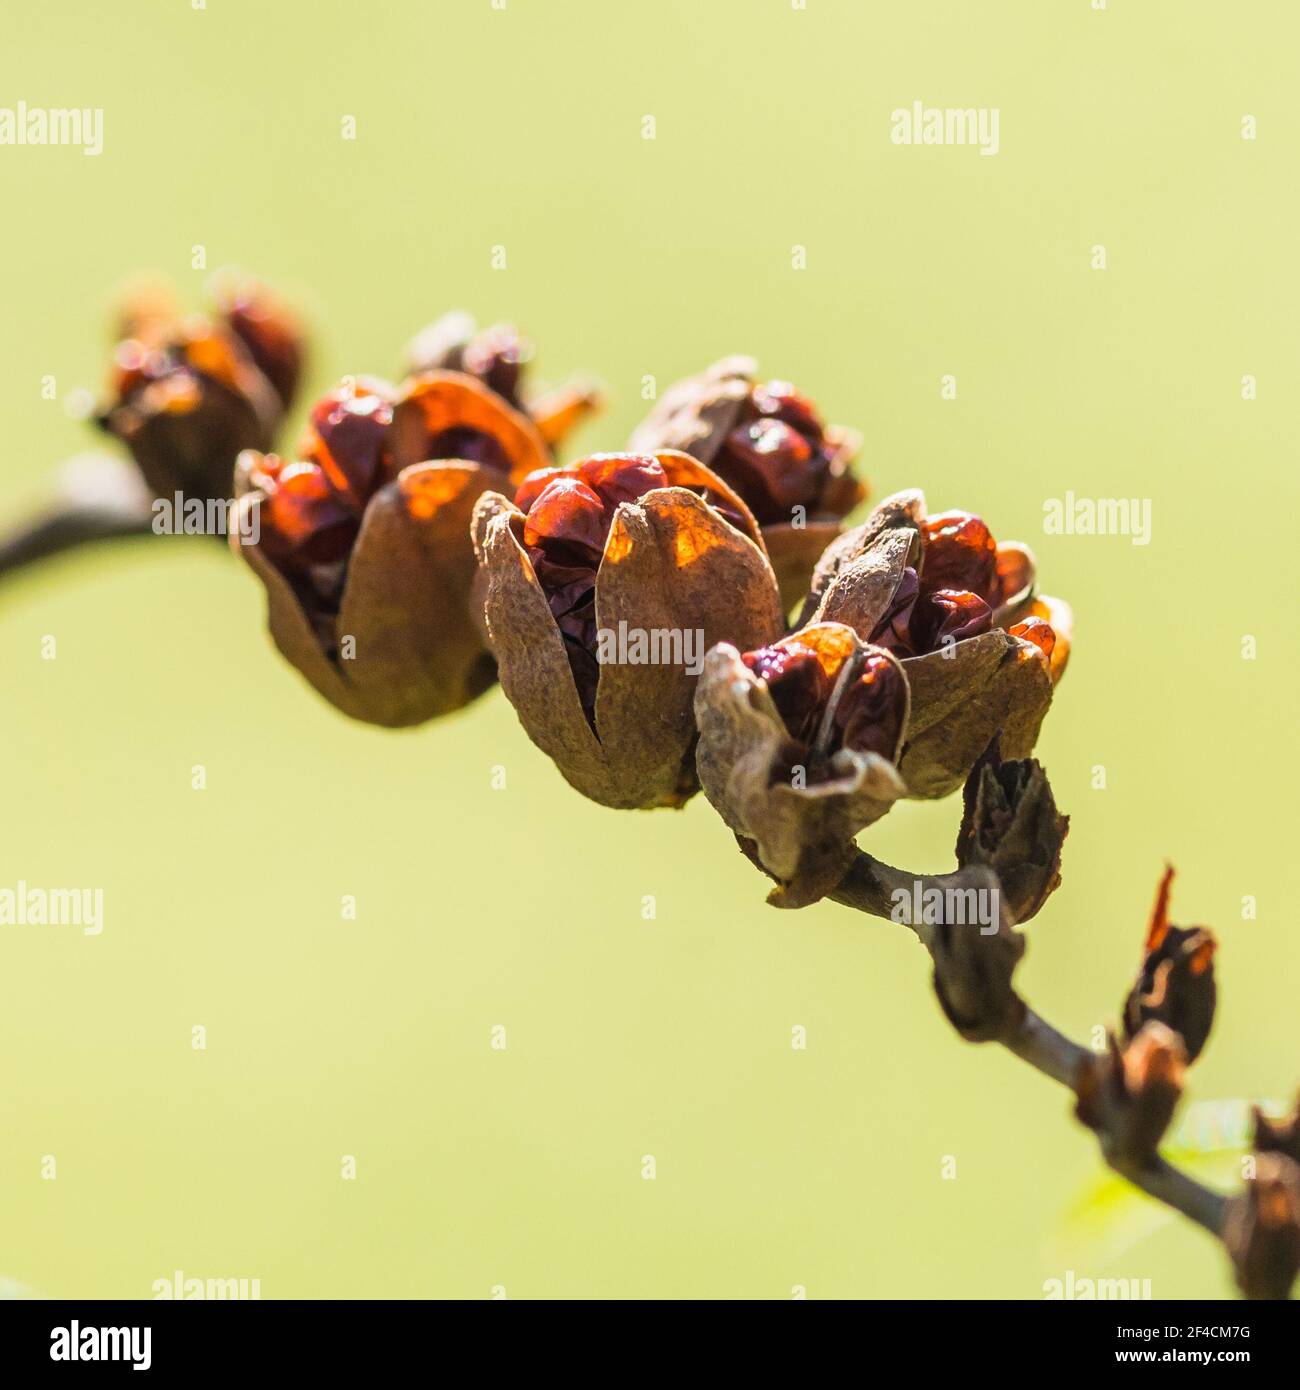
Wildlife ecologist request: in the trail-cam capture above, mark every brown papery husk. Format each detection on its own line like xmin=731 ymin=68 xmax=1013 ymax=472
xmin=234 ymin=458 xmax=497 ymax=727
xmin=694 ymin=631 xmax=908 ymax=906
xmin=474 ymin=484 xmax=784 ymax=810
xmin=899 ymin=632 xmax=1054 ymax=799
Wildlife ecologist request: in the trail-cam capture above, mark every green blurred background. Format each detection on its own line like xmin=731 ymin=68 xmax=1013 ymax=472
xmin=0 ymin=0 xmax=1295 ymax=1299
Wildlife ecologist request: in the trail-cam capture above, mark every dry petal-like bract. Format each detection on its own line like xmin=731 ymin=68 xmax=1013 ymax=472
xmin=388 ymin=370 xmax=550 ymax=482
xmin=231 ymin=371 xmax=537 ymax=726
xmin=236 ymin=458 xmax=497 ymax=726
xmin=694 ymin=624 xmax=909 ymax=907
xmin=474 ymin=452 xmax=785 ymax=809
xmin=97 ymin=276 xmax=301 ymax=503
xmin=955 ymin=745 xmax=1069 ymax=923
xmin=1075 ymin=1023 xmax=1187 ymax=1164
xmin=629 ymin=356 xmax=866 ymax=608
xmin=1121 ymin=866 xmax=1217 ymax=1064
xmin=1224 ymin=1154 xmax=1300 ymax=1301
xmin=213 ymin=273 xmax=305 ymax=410
xmin=799 ymin=489 xmax=1072 ymax=799
xmin=405 ymin=311 xmax=602 ymax=452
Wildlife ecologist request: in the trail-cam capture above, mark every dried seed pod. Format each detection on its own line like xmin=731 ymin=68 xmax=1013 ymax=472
xmin=232 ymin=372 xmax=542 ymax=726
xmin=405 ymin=311 xmax=602 ymax=452
xmin=1121 ymin=867 xmax=1217 ymax=1064
xmin=473 ymin=451 xmax=785 ymax=809
xmin=629 ymin=356 xmax=866 ymax=607
xmin=97 ymin=276 xmax=301 ymax=504
xmin=1224 ymin=1154 xmax=1300 ymax=1300
xmin=925 ymin=867 xmax=1026 ymax=1042
xmin=1075 ymin=1023 xmax=1187 ymax=1164
xmin=694 ymin=623 xmax=909 ymax=906
xmin=798 ymin=489 xmax=1072 ymax=798
xmin=955 ymin=744 xmax=1069 ymax=923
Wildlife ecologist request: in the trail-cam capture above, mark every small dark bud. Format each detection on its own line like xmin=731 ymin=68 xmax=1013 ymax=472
xmin=1121 ymin=866 xmax=1217 ymax=1063
xmin=955 ymin=744 xmax=1068 ymax=923
xmin=1253 ymin=1093 xmax=1300 ymax=1166
xmin=1075 ymin=1023 xmax=1186 ymax=1165
xmin=926 ymin=867 xmax=1026 ymax=1043
xmin=1224 ymin=1153 xmax=1300 ymax=1301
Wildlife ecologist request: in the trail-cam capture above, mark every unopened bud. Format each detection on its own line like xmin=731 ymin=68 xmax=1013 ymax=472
xmin=1253 ymin=1092 xmax=1300 ymax=1165
xmin=1224 ymin=1153 xmax=1300 ymax=1301
xmin=1075 ymin=1022 xmax=1186 ymax=1164
xmin=955 ymin=745 xmax=1068 ymax=923
xmin=1122 ymin=867 xmax=1217 ymax=1063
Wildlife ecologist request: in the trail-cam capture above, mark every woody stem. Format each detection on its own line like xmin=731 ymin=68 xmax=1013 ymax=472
xmin=831 ymin=849 xmax=1229 ymax=1240
xmin=0 ymin=500 xmax=157 ymax=582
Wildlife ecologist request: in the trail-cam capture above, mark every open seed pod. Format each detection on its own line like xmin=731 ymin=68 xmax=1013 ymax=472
xmin=232 ymin=372 xmax=549 ymax=727
xmin=797 ymin=489 xmax=1072 ymax=798
xmin=97 ymin=277 xmax=301 ymax=503
xmin=473 ymin=450 xmax=785 ymax=809
xmin=694 ymin=623 xmax=909 ymax=907
xmin=629 ymin=356 xmax=866 ymax=608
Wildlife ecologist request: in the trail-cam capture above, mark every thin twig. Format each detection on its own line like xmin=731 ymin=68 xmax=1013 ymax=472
xmin=832 ymin=848 xmax=1229 ymax=1240
xmin=0 ymin=503 xmax=157 ymax=580
xmin=0 ymin=454 xmax=159 ymax=583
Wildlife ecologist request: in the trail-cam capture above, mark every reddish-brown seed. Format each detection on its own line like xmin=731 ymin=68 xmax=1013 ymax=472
xmin=1008 ymin=615 xmax=1057 ymax=661
xmin=920 ymin=510 xmax=998 ymax=603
